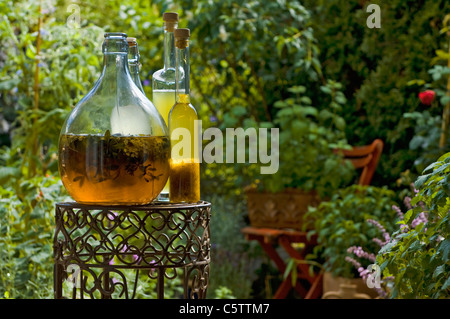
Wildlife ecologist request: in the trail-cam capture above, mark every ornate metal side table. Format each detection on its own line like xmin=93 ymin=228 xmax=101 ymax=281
xmin=53 ymin=201 xmax=211 ymax=299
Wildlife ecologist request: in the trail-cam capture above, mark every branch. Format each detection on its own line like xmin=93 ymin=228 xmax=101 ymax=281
xmin=29 ymin=1 xmax=42 ymax=178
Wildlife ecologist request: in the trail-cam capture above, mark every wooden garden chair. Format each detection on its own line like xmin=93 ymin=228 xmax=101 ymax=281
xmin=241 ymin=139 xmax=384 ymax=299
xmin=335 ymin=138 xmax=384 ymax=186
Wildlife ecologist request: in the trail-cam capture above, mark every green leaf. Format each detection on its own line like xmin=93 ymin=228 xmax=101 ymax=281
xmin=274 ymin=100 xmax=287 ymax=108
xmin=25 ymin=45 xmax=36 ymax=59
xmin=0 ymin=166 xmax=20 ymax=184
xmin=287 ymin=86 xmax=306 ymax=94
xmin=300 ymin=106 xmax=318 ymax=117
xmin=432 ymin=264 xmax=446 ymax=279
xmin=0 ymin=78 xmax=20 ymax=90
xmin=437 ymin=239 xmax=450 ymax=261
xmin=300 ymin=96 xmax=312 ymax=105
xmin=334 ymin=116 xmax=346 ymax=130
xmin=318 ymin=109 xmax=333 ymax=121
xmin=435 ymin=49 xmax=450 ymax=61
xmin=283 ymin=258 xmax=295 ymax=279
xmin=232 ymin=106 xmax=247 ymax=116
xmin=320 ymin=85 xmax=332 ymax=94
xmin=442 ymin=276 xmax=450 ymax=290
xmin=415 ymin=173 xmax=431 ymax=189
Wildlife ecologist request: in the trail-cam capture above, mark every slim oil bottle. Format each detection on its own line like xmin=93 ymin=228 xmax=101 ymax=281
xmin=152 ymin=12 xmax=179 ymax=201
xmin=168 ymin=28 xmax=200 ymax=203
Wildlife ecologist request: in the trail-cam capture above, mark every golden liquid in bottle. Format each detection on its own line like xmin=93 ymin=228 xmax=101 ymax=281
xmin=153 ymin=89 xmax=176 ymax=195
xmin=58 ymin=133 xmax=170 ymax=205
xmin=169 ymin=161 xmax=200 ymax=202
xmin=169 ymin=94 xmax=200 ymax=203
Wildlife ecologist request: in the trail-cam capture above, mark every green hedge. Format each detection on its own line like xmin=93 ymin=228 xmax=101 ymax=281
xmin=303 ymin=0 xmax=449 ymax=186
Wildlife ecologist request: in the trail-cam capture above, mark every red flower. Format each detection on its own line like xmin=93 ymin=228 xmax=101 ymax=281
xmin=419 ymin=90 xmax=435 ymax=105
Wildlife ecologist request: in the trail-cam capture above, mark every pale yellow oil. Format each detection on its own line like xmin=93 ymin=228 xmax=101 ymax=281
xmin=153 ymin=89 xmax=176 ymax=195
xmin=168 ymin=93 xmax=200 ymax=203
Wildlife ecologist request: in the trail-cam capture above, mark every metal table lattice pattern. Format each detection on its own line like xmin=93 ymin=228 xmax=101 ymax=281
xmin=53 ymin=201 xmax=211 ymax=299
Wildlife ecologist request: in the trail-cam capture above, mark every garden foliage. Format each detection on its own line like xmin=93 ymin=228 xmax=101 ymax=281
xmin=303 ymin=0 xmax=449 ymax=185
xmin=305 ymin=185 xmax=399 ymax=279
xmin=0 ymin=0 xmax=103 ymax=298
xmin=378 ymin=153 xmax=450 ymax=299
xmin=0 ymin=0 xmax=449 ymax=299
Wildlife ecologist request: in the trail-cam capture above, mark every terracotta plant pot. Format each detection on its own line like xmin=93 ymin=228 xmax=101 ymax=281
xmin=245 ymin=187 xmax=320 ymax=230
xmin=322 ymin=271 xmax=379 ymax=299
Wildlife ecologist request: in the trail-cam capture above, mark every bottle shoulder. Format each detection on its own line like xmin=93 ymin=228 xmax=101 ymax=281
xmin=63 ymin=78 xmax=166 ymax=136
xmin=152 ymin=67 xmax=176 ymax=83
xmin=170 ymin=102 xmax=197 ymax=117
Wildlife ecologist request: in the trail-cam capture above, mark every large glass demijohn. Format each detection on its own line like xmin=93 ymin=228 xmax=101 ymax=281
xmin=58 ymin=32 xmax=170 ymax=205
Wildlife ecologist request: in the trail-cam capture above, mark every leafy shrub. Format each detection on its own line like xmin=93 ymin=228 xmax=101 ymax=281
xmin=0 ymin=0 xmax=104 ymax=177
xmin=403 ymin=15 xmax=450 ymax=175
xmin=378 ymin=153 xmax=450 ymax=299
xmin=0 ymin=172 xmax=69 ymax=298
xmin=252 ymin=82 xmax=355 ymax=198
xmin=306 ymin=185 xmax=399 ymax=278
xmin=178 ymin=0 xmax=323 ymax=127
xmin=173 ymin=1 xmax=357 ymax=200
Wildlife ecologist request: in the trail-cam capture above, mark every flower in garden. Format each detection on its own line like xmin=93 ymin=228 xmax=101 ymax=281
xmin=367 ymin=219 xmax=391 ymax=245
xmin=347 ymin=246 xmax=376 ymax=263
xmin=40 ymin=5 xmax=56 ymax=15
xmin=39 ymin=28 xmax=50 ymax=40
xmin=411 ymin=212 xmax=428 ymax=229
xmin=392 ymin=204 xmax=404 ymax=220
xmin=143 ymin=79 xmax=150 ymax=86
xmin=418 ymin=90 xmax=435 ymax=105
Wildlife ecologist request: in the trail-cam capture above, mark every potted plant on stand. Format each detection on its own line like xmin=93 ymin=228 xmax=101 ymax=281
xmin=245 ymin=82 xmax=355 ymax=230
xmin=303 ymin=184 xmax=400 ymax=298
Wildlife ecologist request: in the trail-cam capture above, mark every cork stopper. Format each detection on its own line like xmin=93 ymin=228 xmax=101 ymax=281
xmin=163 ymin=12 xmax=178 ymax=22
xmin=174 ymin=28 xmax=190 ymax=48
xmin=174 ymin=28 xmax=190 ymax=38
xmin=163 ymin=12 xmax=178 ymax=32
xmin=126 ymin=37 xmax=137 ymax=47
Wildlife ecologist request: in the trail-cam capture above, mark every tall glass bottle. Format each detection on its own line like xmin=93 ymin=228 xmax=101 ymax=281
xmin=127 ymin=37 xmax=145 ymax=93
xmin=152 ymin=12 xmax=179 ymax=201
xmin=58 ymin=32 xmax=170 ymax=205
xmin=169 ymin=28 xmax=200 ymax=203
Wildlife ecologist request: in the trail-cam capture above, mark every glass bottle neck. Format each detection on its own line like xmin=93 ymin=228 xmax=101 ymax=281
xmin=100 ymin=35 xmax=135 ymax=93
xmin=163 ymin=22 xmax=177 ymax=69
xmin=128 ymin=44 xmax=139 ymax=75
xmin=128 ymin=44 xmax=144 ymax=92
xmin=102 ymin=52 xmax=130 ymax=82
xmin=175 ymin=44 xmax=190 ymax=103
xmin=128 ymin=44 xmax=139 ymax=66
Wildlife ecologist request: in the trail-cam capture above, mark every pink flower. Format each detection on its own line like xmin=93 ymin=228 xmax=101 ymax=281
xmin=419 ymin=90 xmax=435 ymax=105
